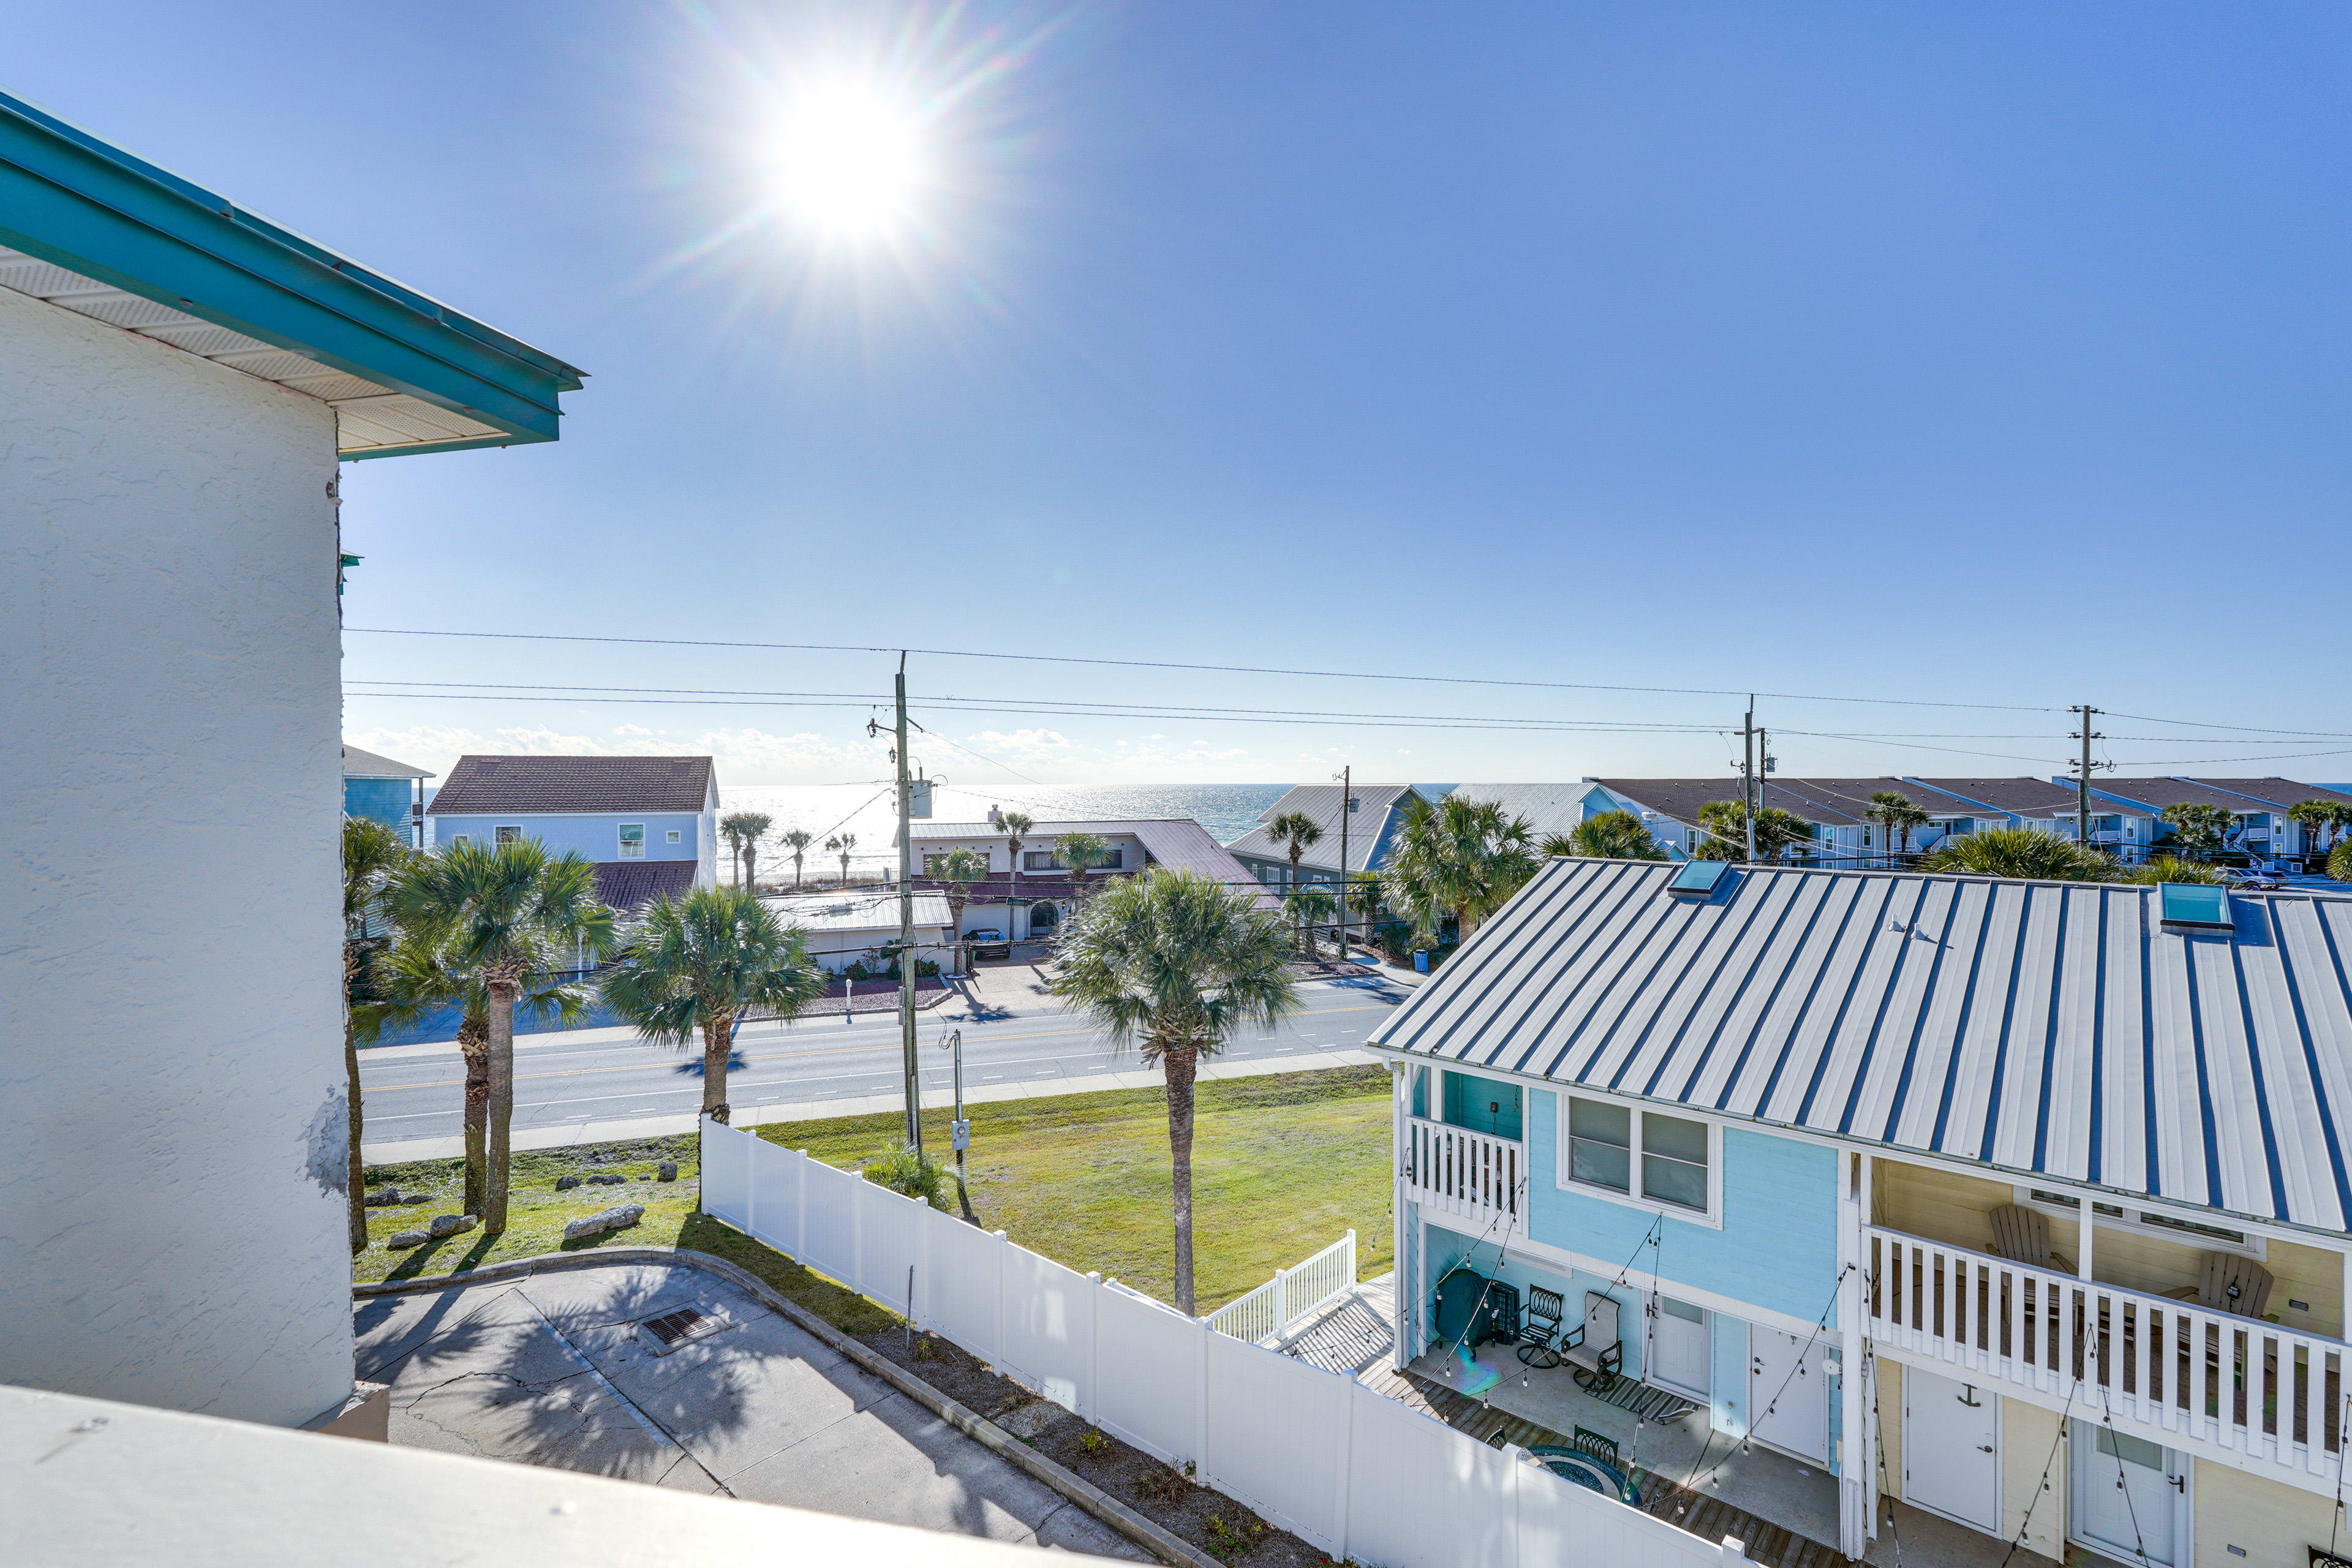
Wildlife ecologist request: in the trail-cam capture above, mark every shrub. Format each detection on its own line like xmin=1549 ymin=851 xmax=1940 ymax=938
xmin=2116 ymin=856 xmax=2231 ymax=886
xmin=2333 ymin=840 xmax=2352 ymax=883
xmin=862 ymin=1143 xmax=949 ymax=1211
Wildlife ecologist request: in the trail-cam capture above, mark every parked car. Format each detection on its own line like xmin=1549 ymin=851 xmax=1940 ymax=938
xmin=2227 ymin=864 xmax=2287 ymax=891
xmin=966 ymin=927 xmax=1011 ymax=960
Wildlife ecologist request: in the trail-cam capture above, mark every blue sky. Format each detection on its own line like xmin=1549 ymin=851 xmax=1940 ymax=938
xmin=16 ymin=3 xmax=2351 ymax=790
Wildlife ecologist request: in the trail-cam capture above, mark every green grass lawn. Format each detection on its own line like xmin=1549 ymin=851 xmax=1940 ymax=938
xmin=758 ymin=1064 xmax=1395 ymax=1310
xmin=358 ymin=1063 xmax=1392 ymax=1319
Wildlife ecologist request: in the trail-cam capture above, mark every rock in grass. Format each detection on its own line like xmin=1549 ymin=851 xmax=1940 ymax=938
xmin=428 ymin=1213 xmax=478 ymax=1239
xmin=386 ymin=1231 xmax=429 ymax=1250
xmin=554 ymin=1175 xmax=581 ymax=1191
xmin=563 ymin=1204 xmax=644 ymax=1242
xmin=657 ymin=1162 xmax=677 ymax=1182
xmin=401 ymin=1194 xmax=432 ymax=1205
xmin=364 ymin=1189 xmax=396 ymax=1207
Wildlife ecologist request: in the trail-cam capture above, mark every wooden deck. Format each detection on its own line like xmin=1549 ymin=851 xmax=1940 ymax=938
xmin=1407 ymin=1373 xmax=1860 ymax=1568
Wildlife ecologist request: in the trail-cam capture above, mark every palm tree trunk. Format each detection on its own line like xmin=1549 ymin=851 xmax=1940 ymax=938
xmin=344 ymin=1005 xmax=368 ymax=1253
xmin=459 ymin=1017 xmax=489 ymax=1217
xmin=1162 ymin=1041 xmax=1200 ymax=1316
xmin=484 ymin=978 xmax=518 ymax=1233
xmin=745 ymin=846 xmax=758 ymax=892
xmin=703 ymin=1010 xmax=734 ymax=1123
xmin=793 ymin=853 xmax=804 ymax=889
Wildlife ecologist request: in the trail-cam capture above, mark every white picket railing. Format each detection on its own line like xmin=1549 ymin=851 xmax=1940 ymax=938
xmin=1205 ymin=1232 xmax=1357 ymax=1344
xmin=1404 ymin=1116 xmax=1525 ymax=1236
xmin=701 ymin=1116 xmax=1751 ymax=1568
xmin=1865 ymin=1225 xmax=2347 ymax=1490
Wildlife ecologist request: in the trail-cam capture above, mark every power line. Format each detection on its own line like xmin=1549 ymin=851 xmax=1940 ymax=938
xmin=344 ymin=625 xmax=2064 ymax=713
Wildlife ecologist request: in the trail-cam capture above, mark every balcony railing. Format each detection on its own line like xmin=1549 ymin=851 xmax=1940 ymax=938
xmin=1865 ymin=1226 xmax=2345 ymax=1487
xmin=1404 ymin=1117 xmax=1525 ymax=1235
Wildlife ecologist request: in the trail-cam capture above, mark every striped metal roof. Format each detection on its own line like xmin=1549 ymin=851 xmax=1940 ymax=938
xmin=1370 ymin=858 xmax=2352 ymax=1234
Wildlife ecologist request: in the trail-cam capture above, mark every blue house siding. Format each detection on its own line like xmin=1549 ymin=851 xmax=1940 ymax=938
xmin=344 ymin=777 xmax=410 ymax=835
xmin=432 ymin=811 xmax=702 ymax=863
xmin=1525 ymin=1092 xmax=1838 ymax=1325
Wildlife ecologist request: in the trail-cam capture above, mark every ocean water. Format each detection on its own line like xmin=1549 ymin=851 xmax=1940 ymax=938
xmin=717 ymin=782 xmax=1292 ymax=878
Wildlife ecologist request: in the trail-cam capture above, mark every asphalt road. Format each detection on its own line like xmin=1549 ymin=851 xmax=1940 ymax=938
xmin=358 ymin=969 xmax=1409 ymax=1153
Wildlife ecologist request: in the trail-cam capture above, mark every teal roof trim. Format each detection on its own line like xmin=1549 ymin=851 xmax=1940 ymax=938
xmin=0 ymin=88 xmax=584 ymax=454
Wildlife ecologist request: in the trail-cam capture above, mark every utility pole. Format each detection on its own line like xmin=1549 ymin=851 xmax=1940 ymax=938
xmin=1333 ymin=765 xmax=1351 ymax=955
xmin=2068 ymin=704 xmax=2105 ymax=857
xmin=895 ymin=655 xmax=922 ymax=1156
xmin=1741 ymin=698 xmax=1758 ymax=864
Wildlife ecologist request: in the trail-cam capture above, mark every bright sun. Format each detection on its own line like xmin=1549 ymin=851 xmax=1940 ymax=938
xmin=767 ymin=83 xmax=924 ymax=238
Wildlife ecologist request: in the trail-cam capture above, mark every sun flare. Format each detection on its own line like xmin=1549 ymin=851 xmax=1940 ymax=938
xmin=766 ymin=82 xmax=925 ymax=238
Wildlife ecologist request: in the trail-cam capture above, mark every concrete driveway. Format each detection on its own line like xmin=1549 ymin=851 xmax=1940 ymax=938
xmin=355 ymin=1261 xmax=1145 ymax=1558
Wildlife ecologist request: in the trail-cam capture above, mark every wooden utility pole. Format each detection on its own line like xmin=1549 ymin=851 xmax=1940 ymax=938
xmin=1741 ymin=698 xmax=1758 ymax=863
xmin=895 ymin=656 xmax=921 ymax=1156
xmin=2069 ymin=704 xmax=2104 ymax=856
xmin=1335 ymin=765 xmax=1351 ymax=953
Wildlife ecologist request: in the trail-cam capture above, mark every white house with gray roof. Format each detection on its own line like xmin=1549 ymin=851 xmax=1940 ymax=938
xmin=1226 ymin=783 xmax=1430 ymax=888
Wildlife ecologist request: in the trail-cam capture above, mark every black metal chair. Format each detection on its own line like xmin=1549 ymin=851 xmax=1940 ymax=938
xmin=1562 ymin=1292 xmax=1626 ymax=1395
xmin=1516 ymin=1286 xmax=1566 ymax=1367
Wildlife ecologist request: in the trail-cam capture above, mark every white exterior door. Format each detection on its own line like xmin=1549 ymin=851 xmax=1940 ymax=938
xmin=2071 ymin=1422 xmax=2184 ymax=1567
xmin=1651 ymin=1297 xmax=1709 ymax=1399
xmin=1747 ymin=1325 xmax=1828 ymax=1463
xmin=1903 ymin=1367 xmax=2000 ymax=1534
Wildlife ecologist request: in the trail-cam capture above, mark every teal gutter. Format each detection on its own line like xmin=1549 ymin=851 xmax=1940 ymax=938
xmin=0 ymin=88 xmax=585 ymax=456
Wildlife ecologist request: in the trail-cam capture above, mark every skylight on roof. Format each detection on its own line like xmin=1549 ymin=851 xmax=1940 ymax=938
xmin=1667 ymin=860 xmax=1731 ymax=899
xmin=2158 ymin=883 xmax=2233 ymax=933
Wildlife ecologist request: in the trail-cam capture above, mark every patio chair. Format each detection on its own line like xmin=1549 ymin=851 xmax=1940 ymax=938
xmin=1571 ymin=1426 xmax=1621 ymax=1472
xmin=1517 ymin=1286 xmax=1566 ymax=1368
xmin=1561 ymin=1292 xmax=1625 ymax=1395
xmin=1988 ymin=1204 xmax=2073 ymax=1272
xmin=2165 ymin=1252 xmax=2275 ymax=1318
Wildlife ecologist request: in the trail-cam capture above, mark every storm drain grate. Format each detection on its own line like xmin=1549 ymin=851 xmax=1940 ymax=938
xmin=638 ymin=1305 xmax=732 ymax=1354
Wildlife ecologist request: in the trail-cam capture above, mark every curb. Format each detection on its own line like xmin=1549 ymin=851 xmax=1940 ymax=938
xmin=356 ymin=1246 xmax=1221 ymax=1568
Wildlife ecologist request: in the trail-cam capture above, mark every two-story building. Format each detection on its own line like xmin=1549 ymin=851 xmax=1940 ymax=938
xmin=2086 ymin=777 xmax=2352 ymax=870
xmin=1226 ymin=783 xmax=1429 ymax=889
xmin=342 ymin=743 xmax=432 ymax=845
xmin=1370 ymin=855 xmax=2352 ymax=1568
xmin=903 ymin=815 xmax=1273 ymax=943
xmin=425 ymin=755 xmax=718 ymax=908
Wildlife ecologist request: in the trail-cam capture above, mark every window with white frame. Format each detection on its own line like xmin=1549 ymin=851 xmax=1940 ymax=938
xmin=619 ymin=823 xmax=646 ymax=859
xmin=1561 ymin=1094 xmax=1717 ymax=1219
xmin=666 ymin=829 xmax=682 ymax=844
xmin=495 ymin=825 xmax=522 ymax=846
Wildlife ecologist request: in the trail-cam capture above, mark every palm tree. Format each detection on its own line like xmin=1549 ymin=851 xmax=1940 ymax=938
xmin=1863 ymin=791 xmax=1931 ymax=868
xmin=1000 ymin=811 xmax=1035 ymax=943
xmin=2332 ymin=839 xmax=2352 ymax=883
xmin=1539 ymin=810 xmax=1667 ymax=861
xmin=1379 ymin=794 xmax=1538 ymax=946
xmin=720 ymin=810 xmax=772 ymax=889
xmin=826 ymin=832 xmax=858 ymax=886
xmin=355 ymin=930 xmax=589 ymax=1219
xmin=386 ymin=840 xmax=614 ymax=1232
xmin=1914 ymin=826 xmax=2120 ymax=882
xmin=780 ymin=828 xmax=815 ymax=889
xmin=1343 ymin=872 xmax=1385 ymax=953
xmin=935 ymin=847 xmax=989 ymax=975
xmin=2289 ymin=800 xmax=2348 ymax=865
xmin=1694 ymin=801 xmax=1817 ymax=862
xmin=601 ymin=886 xmax=827 ymax=1126
xmin=1047 ymin=870 xmax=1300 ymax=1313
xmin=1265 ymin=810 xmax=1324 ymax=892
xmin=1286 ymin=887 xmax=1338 ymax=961
xmin=341 ymin=815 xmax=413 ymax=1251
xmin=1056 ymin=831 xmax=1112 ymax=914
xmin=2159 ymin=802 xmax=2236 ymax=862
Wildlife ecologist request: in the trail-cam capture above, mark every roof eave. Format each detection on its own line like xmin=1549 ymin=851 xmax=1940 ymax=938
xmin=0 ymin=90 xmax=582 ymax=455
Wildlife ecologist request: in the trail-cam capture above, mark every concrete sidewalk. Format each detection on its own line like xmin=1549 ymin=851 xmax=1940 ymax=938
xmin=356 ymin=1259 xmax=1147 ymax=1557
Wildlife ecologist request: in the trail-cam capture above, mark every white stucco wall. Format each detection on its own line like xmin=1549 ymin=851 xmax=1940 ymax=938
xmin=0 ymin=285 xmax=353 ymax=1426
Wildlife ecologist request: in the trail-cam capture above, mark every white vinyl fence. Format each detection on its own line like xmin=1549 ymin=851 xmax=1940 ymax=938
xmin=1204 ymin=1232 xmax=1357 ymax=1345
xmin=701 ymin=1117 xmax=1750 ymax=1568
